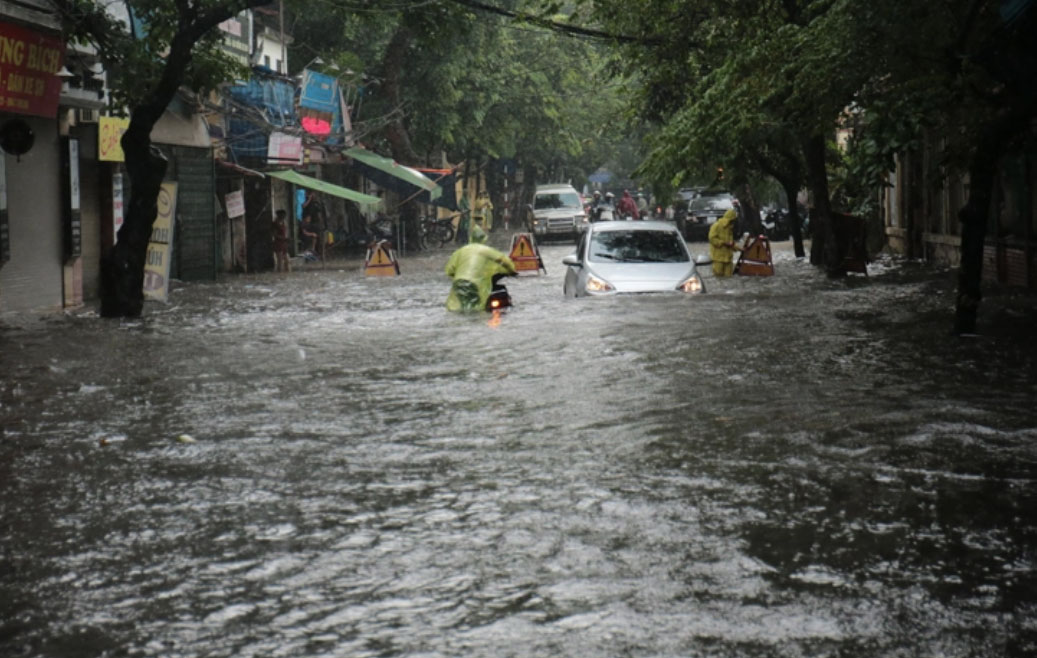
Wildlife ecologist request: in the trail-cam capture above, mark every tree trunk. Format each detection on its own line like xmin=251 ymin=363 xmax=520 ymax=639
xmin=519 ymin=162 xmax=537 ymax=232
xmin=380 ymin=27 xmax=421 ymax=166
xmin=100 ymin=138 xmax=167 ymax=317
xmin=801 ymin=132 xmax=841 ymax=275
xmin=736 ymin=182 xmax=762 ymax=238
xmin=954 ymin=106 xmax=1032 ymax=334
xmin=780 ymin=178 xmax=806 ymax=258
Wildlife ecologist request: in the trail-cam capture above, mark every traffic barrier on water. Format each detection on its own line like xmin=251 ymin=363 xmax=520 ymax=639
xmin=735 ymin=235 xmax=775 ymax=276
xmin=364 ymin=240 xmax=400 ymax=276
xmin=508 ymin=233 xmax=546 ymax=275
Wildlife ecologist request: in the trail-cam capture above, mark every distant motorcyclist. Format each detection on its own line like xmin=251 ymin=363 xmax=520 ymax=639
xmin=590 ymin=190 xmax=610 ymax=221
xmin=445 ymin=225 xmax=517 ymax=312
xmin=708 ymin=208 xmax=742 ymax=277
xmin=636 ymin=192 xmax=649 ymax=216
xmin=617 ymin=189 xmax=640 ymax=220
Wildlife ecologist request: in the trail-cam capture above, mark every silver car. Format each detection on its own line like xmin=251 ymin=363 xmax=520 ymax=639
xmin=562 ymin=221 xmax=706 ymax=297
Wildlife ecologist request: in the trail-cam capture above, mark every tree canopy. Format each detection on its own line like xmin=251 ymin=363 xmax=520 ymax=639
xmin=285 ymin=0 xmax=635 ymax=186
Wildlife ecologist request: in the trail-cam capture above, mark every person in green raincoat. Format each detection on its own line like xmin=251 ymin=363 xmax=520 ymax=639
xmin=473 ymin=191 xmax=494 ymax=232
xmin=444 ymin=226 xmax=517 ymax=311
xmin=708 ymin=208 xmax=742 ymax=277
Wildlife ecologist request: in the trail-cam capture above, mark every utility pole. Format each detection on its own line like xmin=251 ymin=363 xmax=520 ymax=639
xmin=279 ymin=0 xmax=285 ymax=74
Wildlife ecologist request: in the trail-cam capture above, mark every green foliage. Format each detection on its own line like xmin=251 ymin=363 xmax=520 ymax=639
xmin=286 ymin=0 xmax=633 ymax=184
xmin=585 ymin=0 xmax=1037 ymax=221
xmin=56 ymin=0 xmax=255 ymax=112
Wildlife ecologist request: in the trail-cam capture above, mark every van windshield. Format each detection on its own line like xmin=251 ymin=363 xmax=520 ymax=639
xmin=534 ymin=192 xmax=582 ymax=210
xmin=690 ymin=195 xmax=734 ymax=211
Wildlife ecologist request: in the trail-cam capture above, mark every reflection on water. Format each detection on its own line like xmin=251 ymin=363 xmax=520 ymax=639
xmin=2 ymin=242 xmax=1036 ymax=657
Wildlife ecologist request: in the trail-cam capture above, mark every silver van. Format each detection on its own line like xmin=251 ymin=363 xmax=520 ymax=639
xmin=530 ymin=183 xmax=587 ymax=243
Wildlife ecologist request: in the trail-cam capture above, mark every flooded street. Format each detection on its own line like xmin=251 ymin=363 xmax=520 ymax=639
xmin=2 ymin=239 xmax=1037 ymax=657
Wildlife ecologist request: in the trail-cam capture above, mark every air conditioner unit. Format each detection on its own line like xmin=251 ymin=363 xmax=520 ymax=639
xmin=77 ymin=108 xmax=99 ymax=123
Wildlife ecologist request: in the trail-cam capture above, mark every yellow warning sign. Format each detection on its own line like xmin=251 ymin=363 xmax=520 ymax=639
xmin=364 ymin=240 xmax=400 ymax=276
xmin=735 ymin=235 xmax=774 ymax=276
xmin=508 ymin=233 xmax=545 ymax=275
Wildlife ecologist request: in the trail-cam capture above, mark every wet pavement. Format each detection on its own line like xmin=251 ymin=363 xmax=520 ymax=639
xmin=2 ymin=236 xmax=1037 ymax=657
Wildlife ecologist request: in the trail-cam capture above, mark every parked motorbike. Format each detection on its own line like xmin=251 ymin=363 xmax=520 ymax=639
xmin=761 ymin=207 xmax=791 ymax=241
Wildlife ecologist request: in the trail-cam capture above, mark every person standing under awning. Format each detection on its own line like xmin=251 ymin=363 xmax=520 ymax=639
xmin=473 ymin=191 xmax=494 ymax=232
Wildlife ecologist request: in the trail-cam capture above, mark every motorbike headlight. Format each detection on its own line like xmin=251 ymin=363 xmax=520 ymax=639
xmin=677 ymin=274 xmax=705 ymax=294
xmin=585 ymin=274 xmax=615 ymax=293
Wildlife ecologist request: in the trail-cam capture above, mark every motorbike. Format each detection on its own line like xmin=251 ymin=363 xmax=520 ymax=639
xmin=486 ymin=274 xmax=514 ymax=311
xmin=593 ymin=205 xmax=615 ymax=222
xmin=761 ymin=207 xmax=791 ymax=241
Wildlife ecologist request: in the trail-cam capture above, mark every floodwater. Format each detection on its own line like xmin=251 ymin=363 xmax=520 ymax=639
xmin=2 ymin=238 xmax=1036 ymax=657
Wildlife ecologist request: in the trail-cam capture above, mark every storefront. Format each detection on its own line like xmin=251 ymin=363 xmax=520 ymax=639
xmin=0 ymin=17 xmax=67 ymax=315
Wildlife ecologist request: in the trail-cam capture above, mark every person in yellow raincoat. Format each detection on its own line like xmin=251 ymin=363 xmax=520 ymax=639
xmin=708 ymin=208 xmax=742 ymax=276
xmin=473 ymin=190 xmax=494 ymax=232
xmin=444 ymin=226 xmax=517 ymax=311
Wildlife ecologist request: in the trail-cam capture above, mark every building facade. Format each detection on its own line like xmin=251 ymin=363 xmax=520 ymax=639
xmin=882 ymin=134 xmax=1036 ymax=289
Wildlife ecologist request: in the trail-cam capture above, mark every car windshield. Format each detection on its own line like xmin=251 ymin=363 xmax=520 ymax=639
xmin=589 ymin=230 xmax=689 ymax=263
xmin=534 ymin=192 xmax=582 ymax=210
xmin=690 ymin=196 xmax=734 ymax=211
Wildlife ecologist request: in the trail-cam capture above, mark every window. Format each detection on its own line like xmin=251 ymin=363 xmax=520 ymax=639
xmin=263 ymin=55 xmax=271 ymax=69
xmin=534 ymin=192 xmax=581 ymax=210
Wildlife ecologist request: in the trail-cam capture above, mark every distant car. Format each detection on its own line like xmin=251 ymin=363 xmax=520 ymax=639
xmin=530 ymin=183 xmax=588 ymax=243
xmin=680 ymin=192 xmax=736 ymax=242
xmin=562 ymin=221 xmax=706 ymax=297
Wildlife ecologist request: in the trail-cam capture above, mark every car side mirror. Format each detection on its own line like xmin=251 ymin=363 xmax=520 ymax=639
xmin=695 ymin=254 xmax=712 ymax=265
xmin=562 ymin=254 xmax=581 ymax=267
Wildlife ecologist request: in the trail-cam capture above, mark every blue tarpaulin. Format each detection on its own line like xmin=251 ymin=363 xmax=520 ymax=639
xmin=226 ymin=73 xmax=298 ymax=161
xmin=300 ymin=70 xmax=338 ymax=115
xmin=298 ymin=69 xmax=346 ymax=145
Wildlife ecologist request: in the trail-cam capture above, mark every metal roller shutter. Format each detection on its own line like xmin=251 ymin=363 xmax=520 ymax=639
xmin=167 ymin=145 xmax=216 ymax=282
xmin=0 ymin=119 xmax=63 ymax=314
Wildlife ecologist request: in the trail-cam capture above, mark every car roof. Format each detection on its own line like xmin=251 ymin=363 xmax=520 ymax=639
xmin=535 ymin=184 xmax=579 ymax=193
xmin=591 ymin=220 xmax=682 ymax=233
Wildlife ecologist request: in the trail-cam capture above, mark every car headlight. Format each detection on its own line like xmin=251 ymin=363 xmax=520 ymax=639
xmin=585 ymin=274 xmax=615 ymax=293
xmin=677 ymin=274 xmax=705 ymax=294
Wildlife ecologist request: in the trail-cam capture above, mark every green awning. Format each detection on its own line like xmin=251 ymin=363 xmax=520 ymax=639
xmin=345 ymin=147 xmax=442 ymax=202
xmin=268 ymin=170 xmax=382 ymax=209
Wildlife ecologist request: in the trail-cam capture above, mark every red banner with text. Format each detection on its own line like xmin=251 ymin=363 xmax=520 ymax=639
xmin=0 ymin=22 xmax=64 ymax=118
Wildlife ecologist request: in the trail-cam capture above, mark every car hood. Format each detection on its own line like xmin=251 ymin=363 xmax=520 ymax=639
xmin=588 ymin=261 xmax=697 ymax=293
xmin=534 ymin=208 xmax=582 ymax=219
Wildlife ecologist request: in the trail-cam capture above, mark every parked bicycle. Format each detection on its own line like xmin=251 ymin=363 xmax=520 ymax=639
xmin=418 ymin=214 xmax=456 ymax=249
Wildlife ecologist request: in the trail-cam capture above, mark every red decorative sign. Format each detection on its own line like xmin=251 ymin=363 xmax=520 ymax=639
xmin=0 ymin=22 xmax=64 ymax=118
